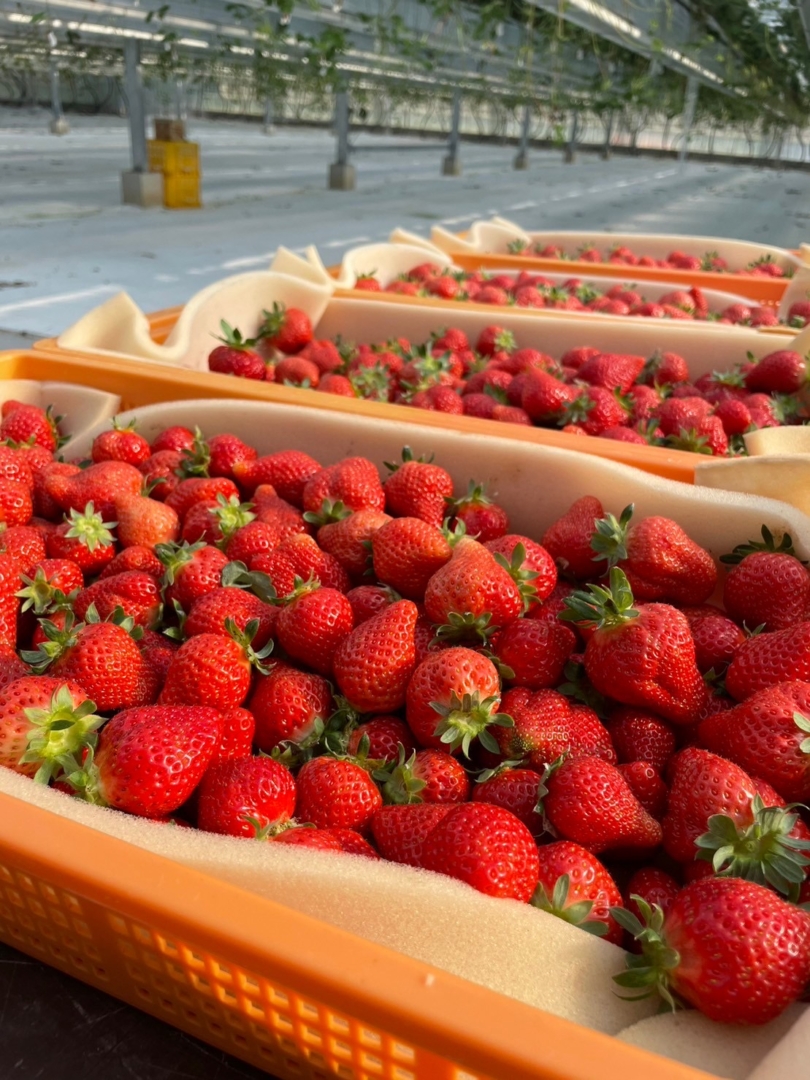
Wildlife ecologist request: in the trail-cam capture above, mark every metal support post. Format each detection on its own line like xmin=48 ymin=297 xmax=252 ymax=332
xmin=328 ymin=88 xmax=355 ymax=190
xmin=442 ymin=89 xmax=462 ymax=176
xmin=263 ymin=98 xmax=275 ymax=134
xmin=564 ymin=112 xmax=579 ymax=163
xmin=678 ymin=76 xmax=699 ymax=164
xmin=48 ymin=58 xmax=69 ymax=135
xmin=513 ymin=103 xmax=531 ymax=170
xmin=121 ymin=39 xmax=163 ymax=207
xmin=601 ymin=111 xmax=613 ymax=160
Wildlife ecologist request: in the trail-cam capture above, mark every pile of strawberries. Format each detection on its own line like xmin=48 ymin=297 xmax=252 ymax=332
xmin=510 ymin=240 xmax=794 ymax=279
xmin=210 ymin=306 xmax=809 ymax=455
xmin=355 ymin=262 xmax=801 ymax=326
xmin=2 ymin=394 xmax=810 ymax=1027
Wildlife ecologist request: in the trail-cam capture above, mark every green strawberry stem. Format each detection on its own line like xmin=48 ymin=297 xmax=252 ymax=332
xmin=215 ymin=319 xmax=258 ymax=351
xmin=213 ymin=494 xmax=255 ymax=547
xmin=224 ymin=617 xmax=274 ymax=673
xmin=446 ymin=480 xmax=492 ymax=515
xmin=221 ymin=561 xmax=278 ymax=605
xmin=432 ymin=610 xmax=496 ymax=646
xmin=531 ymin=874 xmax=609 ymax=937
xmin=694 ymin=794 xmax=810 ymax=898
xmin=259 ymin=301 xmax=288 ymax=340
xmin=374 ymin=745 xmax=427 ymax=805
xmin=590 ymin=504 xmax=634 ymax=569
xmin=62 ymin=743 xmax=108 ymax=805
xmin=20 ymin=612 xmax=79 ymax=671
xmin=560 ymin=566 xmax=639 ymax=629
xmin=492 ymin=542 xmax=539 ymax=610
xmin=16 ymin=568 xmax=76 ymax=616
xmin=430 ymin=690 xmax=513 ymax=757
xmin=64 ymin=502 xmax=117 ymax=552
xmin=720 ymin=524 xmax=800 ymax=565
xmin=611 ymin=896 xmax=682 ymax=1010
xmin=155 ymin=540 xmax=206 ymax=587
xmin=177 ymin=428 xmax=211 ymax=478
xmin=20 ymin=686 xmax=104 ymax=786
xmin=302 ymin=498 xmax=352 ymax=528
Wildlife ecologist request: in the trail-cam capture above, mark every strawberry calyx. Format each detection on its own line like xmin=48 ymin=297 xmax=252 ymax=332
xmin=155 ymin=540 xmax=206 ymax=587
xmin=507 ymin=240 xmax=528 ymax=254
xmin=720 ymin=524 xmax=800 ymax=565
xmin=302 ymin=498 xmax=353 ymax=528
xmin=19 ymin=685 xmax=104 ymax=786
xmin=474 ymin=758 xmax=526 ymax=782
xmin=64 ymin=502 xmax=117 ymax=552
xmin=440 ymin=518 xmax=468 ymax=548
xmin=530 ymin=873 xmax=610 ymax=937
xmin=221 ymin=560 xmax=278 ymax=604
xmin=373 ymin=744 xmax=427 ymax=804
xmin=770 ymin=393 xmax=804 ymax=424
xmin=383 ymin=445 xmax=435 ymax=474
xmin=694 ymin=794 xmax=810 ymax=898
xmin=590 ymin=503 xmax=634 ymax=569
xmin=560 ymin=566 xmax=639 ymax=630
xmin=446 ymin=480 xmax=492 ymax=516
xmin=557 ymin=659 xmax=609 ymax=717
xmin=270 ymin=719 xmax=330 ymax=770
xmin=665 ymin=427 xmax=714 ymax=455
xmin=21 ymin=612 xmax=80 ymax=671
xmin=110 ymin=416 xmax=139 ymax=434
xmin=794 ymin=711 xmax=810 ymax=754
xmin=213 ymin=494 xmax=255 ymax=547
xmin=259 ymin=301 xmax=289 ymax=341
xmin=432 ymin=610 xmax=496 ymax=646
xmin=243 ymin=814 xmax=299 ymax=841
xmin=16 ymin=568 xmax=77 ymax=616
xmin=273 ymin=574 xmax=320 ymax=606
xmin=562 ymin=391 xmax=596 ymax=427
xmin=215 ymin=319 xmax=258 ymax=352
xmin=176 ymin=428 xmax=211 ymax=478
xmin=429 ymin=690 xmax=513 ymax=757
xmin=224 ymin=616 xmax=274 ymax=673
xmin=610 ymin=896 xmax=682 ymax=1009
xmin=59 ymin=742 xmax=109 ymax=805
xmin=348 ymin=364 xmax=389 ymax=402
xmin=492 ymin=542 xmax=539 ymax=610
xmin=493 ymin=329 xmax=517 ymax=352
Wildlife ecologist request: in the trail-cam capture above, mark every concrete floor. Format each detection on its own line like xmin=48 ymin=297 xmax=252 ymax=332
xmin=1 ymin=107 xmax=809 ymax=339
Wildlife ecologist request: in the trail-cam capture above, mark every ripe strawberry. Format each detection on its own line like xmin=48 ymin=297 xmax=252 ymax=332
xmin=197 ymin=756 xmax=296 ymax=837
xmin=345 ymin=584 xmax=399 ymax=625
xmin=157 ymin=541 xmax=229 ymax=611
xmin=0 ymin=677 xmax=100 ymax=780
xmin=160 ymin=620 xmax=271 ymax=711
xmin=278 ymin=827 xmax=379 ymax=858
xmin=295 ymin=755 xmax=382 ymax=834
xmin=521 ymin=370 xmax=577 ymax=422
xmin=138 ymin=450 xmax=182 ymax=502
xmin=275 ymin=356 xmax=320 ymax=388
xmin=714 ymin=397 xmax=752 ymax=437
xmin=318 ymin=374 xmax=354 ymax=397
xmin=745 ymin=350 xmax=806 ymax=394
xmin=420 ymin=802 xmax=539 ymax=901
xmin=424 ymin=537 xmax=523 ymax=642
xmin=614 ymin=877 xmax=810 ymax=1024
xmin=680 ymin=606 xmax=746 ymax=673
xmin=0 ymin=446 xmax=33 ymax=490
xmin=299 ymin=339 xmax=343 ymax=373
xmin=371 ymin=803 xmax=454 ymax=866
xmin=590 ymin=505 xmax=717 ymax=606
xmin=347 ymin=715 xmax=415 ymax=763
xmin=383 ymin=451 xmax=454 ymax=528
xmin=74 ymin=571 xmax=161 ymax=629
xmin=655 ymin=396 xmax=713 ymax=438
xmin=606 ymin=708 xmax=676 ymax=771
xmin=99 ymin=545 xmax=162 ymax=580
xmin=617 ymin=761 xmax=667 ymax=819
xmin=378 ymin=746 xmax=470 ymax=804
xmin=725 ymin=622 xmax=810 ymax=700
xmin=576 ymin=353 xmax=645 ymax=394
xmin=542 ymin=496 xmax=604 ymax=580
xmin=497 ymin=687 xmax=614 ymax=768
xmin=45 ymin=461 xmax=143 ymax=520
xmin=1 ymin=525 xmax=45 ymax=570
xmin=446 ymin=482 xmax=508 ymax=544
xmin=668 ymin=415 xmax=729 ymax=457
xmin=92 ymin=420 xmax=151 ymax=466
xmin=405 ymin=647 xmax=508 ymax=755
xmin=224 ymin=521 xmax=283 ymax=565
xmin=317 ymin=509 xmax=391 ymax=580
xmin=165 ymin=477 xmax=239 ymax=520
xmin=624 ymin=867 xmax=680 ymax=926
xmin=0 ymin=480 xmax=32 ymax=528
xmin=491 ymin=618 xmax=575 ymax=689
xmin=562 ymin=568 xmax=708 ymax=725
xmin=333 ymin=599 xmax=418 ymax=713
xmin=16 ymin=560 xmax=83 ymax=616
xmin=260 ymin=302 xmax=313 ymax=355
xmin=302 ymin=457 xmax=385 ymax=519
xmin=531 ymin=841 xmax=623 ymax=944
xmin=0 ymin=403 xmax=60 ymax=452
xmin=185 ymin=586 xmax=275 ymax=648
xmin=208 ymin=322 xmax=266 ymax=379
xmin=721 ymin=528 xmax=810 ymax=632
xmin=33 ymin=462 xmax=79 ymax=520
xmin=472 ymin=766 xmax=543 ymax=835
xmin=46 ymin=504 xmax=117 ymax=576
xmin=69 ymin=705 xmax=222 ymax=818
xmin=371 ymin=517 xmax=451 ymax=600
xmin=0 ymin=553 xmax=22 ymax=649
xmin=114 ymin=493 xmax=180 ymax=550
xmin=564 ymin=386 xmax=629 ymax=436
xmin=275 ymin=582 xmax=353 ymax=675
xmin=542 ymin=754 xmax=663 ymax=854
xmin=233 ymin=450 xmax=321 ymax=507
xmin=150 ymin=426 xmax=195 ymax=454
xmin=250 ymin=665 xmax=332 ymax=754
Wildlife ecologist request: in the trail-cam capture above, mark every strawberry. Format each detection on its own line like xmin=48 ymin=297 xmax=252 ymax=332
xmin=0 ymin=403 xmax=60 ymax=452
xmin=496 ymin=687 xmax=614 ymax=768
xmin=317 ymin=509 xmax=391 ymax=580
xmin=714 ymin=398 xmax=752 ymax=437
xmin=184 ymin=586 xmax=275 ymax=648
xmin=0 ymin=446 xmax=34 ymax=490
xmin=302 ymin=457 xmax=385 ymax=519
xmin=492 ymin=404 xmax=531 ymax=426
xmin=0 ymin=552 xmax=22 ymax=648
xmin=446 ymin=482 xmax=508 ymax=543
xmin=370 ymin=517 xmax=451 ymax=600
xmin=680 ymin=606 xmax=746 ymax=673
xmin=151 ymin=426 xmax=195 ymax=454
xmin=472 ymin=766 xmax=543 ymax=835
xmin=576 ymin=353 xmax=645 ymax=394
xmin=617 ymin=761 xmax=667 ymax=819
xmin=295 ymin=755 xmax=382 ymax=834
xmin=99 ymin=545 xmax=162 ymax=580
xmin=424 ymin=537 xmax=523 ymax=643
xmin=16 ymin=560 xmax=83 ymax=616
xmin=224 ymin=521 xmax=283 ymax=565
xmin=1 ymin=525 xmax=45 ymax=570
xmin=157 ymin=541 xmax=229 ymax=611
xmin=33 ymin=462 xmax=79 ymax=519
xmin=725 ymin=622 xmax=810 ymax=700
xmin=378 ymin=746 xmax=470 ymax=804
xmin=590 ymin=505 xmax=717 ymax=606
xmin=319 ymin=374 xmax=354 ymax=397
xmin=744 ymin=350 xmax=806 ymax=395
xmin=275 ymin=356 xmax=320 ymax=388
xmin=160 ymin=619 xmax=272 ymax=711
xmin=613 ymin=878 xmax=810 ymax=1024
xmin=260 ymin=302 xmax=313 ymax=355
xmin=0 ymin=480 xmax=32 ymax=528
xmin=347 ymin=715 xmax=415 ymax=763
xmin=564 ymin=386 xmax=629 ymax=436
xmin=542 ymin=496 xmax=605 ymax=580
xmin=208 ymin=321 xmax=266 ymax=380
xmin=531 ymin=841 xmax=623 ymax=945
xmin=166 ymin=477 xmax=239 ymax=520
xmin=68 ymin=705 xmax=222 ymax=818
xmin=655 ymin=396 xmax=713 ymax=438
xmin=521 ymin=370 xmax=577 ymax=423
xmin=46 ymin=504 xmax=117 ymax=576
xmin=275 ymin=582 xmax=353 ymax=675
xmin=250 ymin=664 xmax=332 ymax=754
xmin=0 ymin=677 xmax=100 ymax=781
xmin=333 ymin=599 xmax=418 ymax=713
xmin=721 ymin=527 xmax=810 ymax=632
xmin=382 ymin=452 xmax=454 ymax=529
xmin=624 ymin=867 xmax=680 ymax=925
xmin=371 ymin=803 xmax=454 ymax=866
xmin=541 ymin=754 xmax=663 ymax=854
xmin=233 ymin=450 xmax=321 ymax=507
xmin=405 ymin=646 xmax=509 ymax=755
xmin=420 ymin=802 xmax=539 ymax=901
xmin=606 ymin=708 xmax=676 ymax=771
xmin=74 ymin=571 xmax=162 ymax=629
xmin=562 ymin=568 xmax=708 ymax=725
xmin=138 ymin=450 xmax=182 ymax=501
xmin=45 ymin=461 xmax=143 ymax=520
xmin=92 ymin=420 xmax=151 ymax=466
xmin=345 ymin=584 xmax=399 ymax=625
xmin=484 ymin=535 xmax=557 ymax=606
xmin=491 ymin=618 xmax=575 ymax=689
xmin=197 ymin=756 xmax=296 ymax=837
xmin=299 ymin=339 xmax=343 ymax=373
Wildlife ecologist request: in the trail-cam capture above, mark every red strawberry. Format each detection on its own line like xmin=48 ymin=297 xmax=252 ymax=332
xmin=250 ymin=665 xmax=332 ymax=754
xmin=233 ymin=450 xmax=321 ymax=507
xmin=521 ymin=370 xmax=577 ymax=422
xmin=624 ymin=867 xmax=680 ymax=925
xmin=333 ymin=599 xmax=418 ymax=713
xmin=317 ymin=509 xmax=391 ymax=580
xmin=542 ymin=496 xmax=604 ymax=580
xmin=484 ymin=535 xmax=557 ymax=606
xmin=562 ymin=568 xmax=708 ymax=725
xmin=184 ymin=587 xmax=275 ymax=649
xmin=383 ymin=451 xmax=454 ymax=527
xmin=73 ymin=571 xmax=161 ymax=629
xmin=273 ymin=533 xmax=349 ymax=592
xmin=542 ymin=754 xmax=663 ymax=854
xmin=614 ymin=877 xmax=810 ymax=1024
xmin=92 ymin=420 xmax=151 ymax=466
xmin=138 ymin=450 xmax=182 ymax=501
xmin=295 ymin=755 xmax=382 ymax=834
xmin=160 ymin=621 xmax=271 ymax=711
xmin=0 ymin=677 xmax=99 ymax=780
xmin=197 ymin=756 xmax=296 ymax=837
xmin=379 ymin=746 xmax=470 ymax=804
xmin=0 ymin=403 xmax=60 ymax=452
xmin=275 ymin=582 xmax=354 ymax=675
xmin=564 ymin=386 xmax=629 ymax=436
xmin=45 ymin=461 xmax=143 ymax=520
xmin=371 ymin=517 xmax=451 ymax=601
xmin=472 ymin=766 xmax=543 ymax=835
xmin=299 ymin=339 xmax=343 ymax=373
xmin=16 ymin=559 xmax=83 ymax=616
xmin=725 ymin=622 xmax=810 ymax=700
xmin=157 ymin=541 xmax=229 ymax=611
xmin=260 ymin=302 xmax=313 ymax=355
xmin=345 ymin=584 xmax=399 ymax=625
xmin=576 ymin=353 xmax=645 ymax=393
xmin=114 ymin=492 xmax=180 ymax=553
xmin=302 ymin=457 xmax=385 ymax=519
xmin=722 ymin=528 xmax=810 ymax=632
xmin=208 ymin=322 xmax=266 ymax=379
xmin=491 ymin=618 xmax=575 ymax=689
xmin=656 ymin=396 xmax=713 ymax=437
xmin=1 ymin=525 xmax=45 ymax=570
xmin=371 ymin=803 xmax=454 ymax=866
xmin=617 ymin=761 xmax=667 ymax=819
xmin=0 ymin=446 xmax=34 ymax=490
xmin=420 ymin=802 xmax=539 ymax=901
xmin=151 ymin=426 xmax=195 ymax=454
xmin=446 ymin=482 xmax=508 ymax=544
xmin=497 ymin=687 xmax=614 ymax=768
xmin=70 ymin=705 xmax=222 ymax=818
xmin=714 ymin=398 xmax=752 ymax=437
xmin=606 ymin=708 xmax=676 ymax=771
xmin=744 ymin=350 xmax=806 ymax=394
xmin=46 ymin=504 xmax=116 ymax=576
xmin=424 ymin=537 xmax=523 ymax=642
xmin=165 ymin=477 xmax=240 ymax=520
xmin=99 ymin=545 xmax=162 ymax=580
xmin=347 ymin=715 xmax=415 ymax=763
xmin=531 ymin=841 xmax=623 ymax=945
xmin=275 ymin=356 xmax=320 ymax=388
xmin=680 ymin=606 xmax=746 ymax=674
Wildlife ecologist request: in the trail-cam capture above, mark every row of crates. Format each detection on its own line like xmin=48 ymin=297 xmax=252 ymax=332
xmin=147 ymin=140 xmax=201 ymax=210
